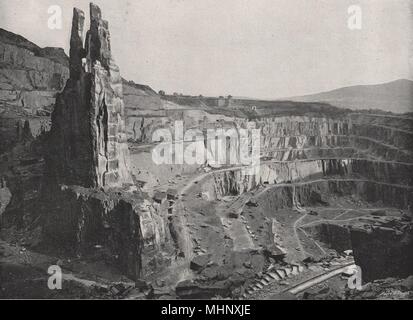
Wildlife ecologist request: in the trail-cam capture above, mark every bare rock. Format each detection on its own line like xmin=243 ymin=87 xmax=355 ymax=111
xmin=45 ymin=3 xmax=132 ymax=188
xmin=190 ymin=254 xmax=211 ymax=271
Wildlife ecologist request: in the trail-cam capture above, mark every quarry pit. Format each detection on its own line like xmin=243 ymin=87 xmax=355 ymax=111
xmin=0 ymin=3 xmax=412 ymax=300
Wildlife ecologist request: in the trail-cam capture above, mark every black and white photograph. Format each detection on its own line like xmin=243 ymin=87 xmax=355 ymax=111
xmin=0 ymin=0 xmax=412 ymax=305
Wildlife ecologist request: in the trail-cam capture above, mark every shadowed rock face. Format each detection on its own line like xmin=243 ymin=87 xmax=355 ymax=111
xmin=350 ymin=217 xmax=413 ymax=283
xmin=46 ymin=4 xmax=132 ymax=188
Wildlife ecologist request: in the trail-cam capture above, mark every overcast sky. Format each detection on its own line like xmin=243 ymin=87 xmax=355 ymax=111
xmin=0 ymin=0 xmax=411 ymax=98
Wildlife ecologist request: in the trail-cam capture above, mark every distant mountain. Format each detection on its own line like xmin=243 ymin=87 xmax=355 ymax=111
xmin=287 ymin=79 xmax=413 ymax=114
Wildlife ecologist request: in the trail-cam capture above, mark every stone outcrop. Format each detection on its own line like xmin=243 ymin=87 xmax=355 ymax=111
xmin=46 ymin=4 xmax=132 ymax=188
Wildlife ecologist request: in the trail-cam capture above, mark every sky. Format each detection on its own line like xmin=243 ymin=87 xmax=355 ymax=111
xmin=0 ymin=0 xmax=411 ymax=99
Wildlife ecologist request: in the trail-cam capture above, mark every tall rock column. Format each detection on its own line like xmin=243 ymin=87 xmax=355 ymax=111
xmin=41 ymin=4 xmax=170 ymax=280
xmin=46 ymin=3 xmax=132 ymax=188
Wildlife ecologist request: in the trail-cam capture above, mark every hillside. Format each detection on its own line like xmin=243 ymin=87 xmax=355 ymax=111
xmin=288 ymin=79 xmax=413 ymax=114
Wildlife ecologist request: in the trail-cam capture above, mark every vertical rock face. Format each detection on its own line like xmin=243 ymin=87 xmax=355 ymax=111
xmin=47 ymin=4 xmax=132 ymax=188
